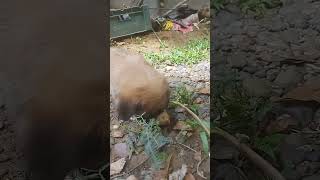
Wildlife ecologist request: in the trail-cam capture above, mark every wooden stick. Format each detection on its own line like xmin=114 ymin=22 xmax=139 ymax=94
xmin=172 ymin=101 xmax=285 ymax=180
xmin=213 ymin=127 xmax=286 ymax=180
xmin=172 ymin=101 xmax=210 ymax=136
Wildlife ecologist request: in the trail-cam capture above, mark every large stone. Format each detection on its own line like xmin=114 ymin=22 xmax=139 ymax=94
xmin=228 ymin=52 xmax=247 ymax=69
xmin=274 ymin=66 xmax=303 ymax=89
xmin=242 ymin=78 xmax=272 ymax=97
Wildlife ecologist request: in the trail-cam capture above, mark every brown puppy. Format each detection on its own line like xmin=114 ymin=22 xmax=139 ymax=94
xmin=110 ymin=48 xmax=170 ymax=121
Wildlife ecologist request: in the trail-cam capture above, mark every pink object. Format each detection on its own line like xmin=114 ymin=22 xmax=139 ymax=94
xmin=173 ymin=23 xmax=193 ymax=34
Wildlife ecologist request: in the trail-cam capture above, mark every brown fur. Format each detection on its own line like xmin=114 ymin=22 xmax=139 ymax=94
xmin=110 ymin=47 xmax=170 ymax=121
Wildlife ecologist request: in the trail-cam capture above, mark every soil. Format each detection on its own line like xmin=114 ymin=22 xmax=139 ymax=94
xmin=110 ymin=25 xmax=210 ymax=180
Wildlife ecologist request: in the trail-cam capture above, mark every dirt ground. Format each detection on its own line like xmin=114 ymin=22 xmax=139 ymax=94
xmin=110 ymin=25 xmax=210 ymax=180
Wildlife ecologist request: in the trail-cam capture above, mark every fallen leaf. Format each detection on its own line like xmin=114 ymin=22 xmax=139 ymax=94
xmin=112 ymin=130 xmax=124 ymax=138
xmin=157 ymin=111 xmax=171 ymax=126
xmin=184 ymin=173 xmax=196 ymax=180
xmin=110 ymin=157 xmax=126 ymax=176
xmin=282 ymin=78 xmax=320 ymax=103
xmin=173 ymin=121 xmax=193 ymax=131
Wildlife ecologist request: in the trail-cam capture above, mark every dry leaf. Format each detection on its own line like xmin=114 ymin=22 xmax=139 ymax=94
xmin=283 ymin=78 xmax=320 ymax=103
xmin=184 ymin=173 xmax=196 ymax=180
xmin=110 ymin=157 xmax=126 ymax=176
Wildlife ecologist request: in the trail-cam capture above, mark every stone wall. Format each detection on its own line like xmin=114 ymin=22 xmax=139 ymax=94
xmin=212 ymin=0 xmax=320 ymax=98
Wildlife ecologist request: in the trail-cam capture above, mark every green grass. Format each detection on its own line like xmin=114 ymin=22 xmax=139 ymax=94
xmin=144 ymin=37 xmax=209 ymax=66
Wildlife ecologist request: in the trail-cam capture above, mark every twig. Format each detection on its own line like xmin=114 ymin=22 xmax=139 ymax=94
xmin=172 ymin=101 xmax=285 ymax=180
xmin=172 ymin=101 xmax=210 ymax=136
xmin=151 ymin=27 xmax=166 ymax=47
xmin=175 ymin=142 xmax=197 ymax=153
xmin=196 ymin=156 xmax=208 ymax=179
xmin=165 ymin=154 xmax=173 ymax=179
xmin=212 ymin=127 xmax=286 ymax=180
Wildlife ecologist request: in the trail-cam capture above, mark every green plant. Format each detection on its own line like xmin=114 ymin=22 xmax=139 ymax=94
xmin=144 ymin=38 xmax=209 ymax=65
xmin=212 ymin=70 xmax=271 ymax=138
xmin=133 ymin=116 xmax=172 ymax=169
xmin=173 ymin=85 xmax=194 ymax=105
xmin=212 ymin=0 xmax=227 ymax=11
xmin=239 ymin=0 xmax=282 ymax=17
xmin=254 ymin=133 xmax=285 ymax=161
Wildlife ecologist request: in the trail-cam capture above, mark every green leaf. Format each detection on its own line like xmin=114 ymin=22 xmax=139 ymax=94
xmin=200 ymin=131 xmax=209 ymax=155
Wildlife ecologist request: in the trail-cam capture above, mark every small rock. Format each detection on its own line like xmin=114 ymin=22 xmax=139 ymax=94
xmin=267 ymin=68 xmax=280 ymax=81
xmin=254 ymin=69 xmax=267 ymax=78
xmin=243 ymin=78 xmax=272 ymax=97
xmin=198 ymin=87 xmax=210 ymax=95
xmin=228 ymin=52 xmax=247 ymax=69
xmin=194 ymin=151 xmax=202 ymax=161
xmin=175 ymin=107 xmax=185 ymax=113
xmin=274 ymin=66 xmax=303 ymax=89
xmin=112 ymin=130 xmax=125 ymax=138
xmin=126 ymin=175 xmax=138 ymax=180
xmin=114 ymin=143 xmax=129 ymax=158
xmin=243 ymin=65 xmax=258 ymax=74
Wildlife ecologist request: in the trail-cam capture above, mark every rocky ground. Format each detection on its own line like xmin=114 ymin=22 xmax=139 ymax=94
xmin=109 ymin=28 xmax=210 ymax=180
xmin=212 ymin=0 xmax=320 ymax=180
